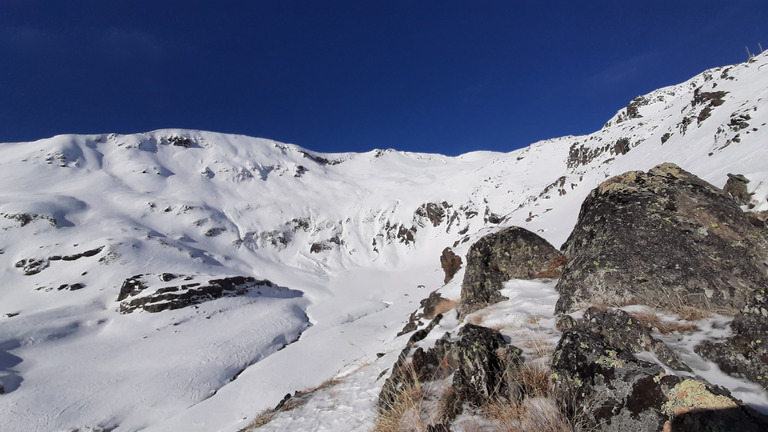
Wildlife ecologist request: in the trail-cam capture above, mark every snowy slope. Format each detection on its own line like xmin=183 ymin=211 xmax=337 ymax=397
xmin=0 ymin=52 xmax=767 ymax=432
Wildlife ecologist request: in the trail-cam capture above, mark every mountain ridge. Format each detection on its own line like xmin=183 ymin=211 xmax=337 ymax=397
xmin=0 ymin=52 xmax=767 ymax=431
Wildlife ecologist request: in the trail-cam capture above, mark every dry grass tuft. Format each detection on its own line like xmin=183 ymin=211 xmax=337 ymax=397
xmin=237 ymin=376 xmax=343 ymax=431
xmin=432 ymin=298 xmax=461 ymax=317
xmin=483 ymin=397 xmax=574 ymax=432
xmin=629 ymin=310 xmax=700 ymax=334
xmin=518 ymin=335 xmax=556 ymax=361
xmin=512 ymin=362 xmax=552 ymax=398
xmin=673 ymin=305 xmax=715 ymax=321
xmin=373 ymin=379 xmax=427 ymax=432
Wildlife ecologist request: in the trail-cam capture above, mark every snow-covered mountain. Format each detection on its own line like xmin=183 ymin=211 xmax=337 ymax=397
xmin=1 ymin=52 xmax=767 ymax=432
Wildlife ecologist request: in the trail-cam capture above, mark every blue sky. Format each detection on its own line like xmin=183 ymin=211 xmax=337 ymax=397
xmin=1 ymin=1 xmax=766 ymax=155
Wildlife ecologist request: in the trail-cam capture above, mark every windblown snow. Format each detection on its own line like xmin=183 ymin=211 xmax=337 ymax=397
xmin=1 ymin=53 xmax=767 ymax=432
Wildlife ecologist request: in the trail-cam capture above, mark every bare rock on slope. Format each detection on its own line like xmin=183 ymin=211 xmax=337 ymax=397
xmin=558 ymin=307 xmax=691 ymax=372
xmin=552 ymin=324 xmax=768 ymax=432
xmin=460 ymin=226 xmax=565 ymax=316
xmin=723 ymin=173 xmax=751 ymax=205
xmin=696 ymin=285 xmax=768 ymax=390
xmin=440 ymin=247 xmax=462 ymax=284
xmin=555 ymin=163 xmax=768 ymax=313
xmin=440 ymin=324 xmax=524 ymax=419
xmin=117 ymin=273 xmax=286 ymax=313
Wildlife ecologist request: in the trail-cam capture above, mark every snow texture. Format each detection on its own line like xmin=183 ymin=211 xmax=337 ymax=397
xmin=0 ymin=53 xmax=767 ymax=431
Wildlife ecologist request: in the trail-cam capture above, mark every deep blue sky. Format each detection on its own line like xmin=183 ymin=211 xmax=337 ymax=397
xmin=1 ymin=1 xmax=766 ymax=155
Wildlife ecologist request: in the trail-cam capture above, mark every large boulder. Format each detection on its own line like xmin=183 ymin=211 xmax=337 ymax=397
xmin=552 ymin=326 xmax=768 ymax=432
xmin=555 ymin=163 xmax=768 ymax=313
xmin=460 ymin=226 xmax=564 ymax=316
xmin=440 ymin=324 xmax=524 ymax=420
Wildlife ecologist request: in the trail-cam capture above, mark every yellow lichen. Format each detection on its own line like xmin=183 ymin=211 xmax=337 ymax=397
xmin=596 ymin=350 xmax=624 ymax=368
xmin=662 ymin=380 xmax=737 ymax=417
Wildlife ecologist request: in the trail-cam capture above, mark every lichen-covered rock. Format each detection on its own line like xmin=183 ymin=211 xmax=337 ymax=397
xmin=556 ymin=163 xmax=768 ymax=313
xmin=378 ymin=315 xmax=444 ymax=411
xmin=411 ymin=334 xmax=459 ymax=382
xmin=551 ymin=327 xmax=768 ymax=431
xmin=696 ymin=286 xmax=768 ymax=390
xmin=569 ymin=307 xmax=691 ymax=372
xmin=440 ymin=247 xmax=462 ymax=284
xmin=460 ymin=226 xmax=564 ymax=316
xmin=441 ymin=324 xmax=524 ymax=419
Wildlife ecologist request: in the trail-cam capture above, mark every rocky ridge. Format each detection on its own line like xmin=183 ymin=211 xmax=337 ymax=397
xmin=379 ymin=163 xmax=768 ymax=431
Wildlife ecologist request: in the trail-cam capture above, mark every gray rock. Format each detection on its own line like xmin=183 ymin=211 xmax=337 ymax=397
xmin=569 ymin=307 xmax=691 ymax=372
xmin=441 ymin=324 xmax=524 ymax=420
xmin=724 ymin=173 xmax=751 ymax=205
xmin=551 ymin=326 xmax=768 ymax=431
xmin=378 ymin=315 xmax=444 ymax=411
xmin=696 ymin=285 xmax=768 ymax=390
xmin=556 ymin=163 xmax=768 ymax=313
xmin=460 ymin=226 xmax=564 ymax=316
xmin=117 ymin=274 xmax=279 ymax=313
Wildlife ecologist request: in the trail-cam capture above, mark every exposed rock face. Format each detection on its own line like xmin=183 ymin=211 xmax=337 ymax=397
xmin=442 ymin=324 xmax=524 ymax=418
xmin=1 ymin=212 xmax=57 ymax=228
xmin=378 ymin=315 xmax=444 ymax=411
xmin=397 ymin=290 xmax=449 ymax=336
xmin=460 ymin=226 xmax=564 ymax=316
xmin=556 ymin=163 xmax=768 ymax=313
xmin=117 ymin=273 xmax=281 ymax=313
xmin=439 ymin=247 xmax=462 ymax=284
xmin=696 ymin=286 xmax=768 ymax=390
xmin=723 ymin=173 xmax=751 ymax=205
xmin=380 ymin=321 xmax=525 ymax=423
xmin=552 ymin=326 xmax=768 ymax=432
xmin=558 ymin=307 xmax=690 ymax=372
xmin=15 ymin=258 xmax=49 ymax=275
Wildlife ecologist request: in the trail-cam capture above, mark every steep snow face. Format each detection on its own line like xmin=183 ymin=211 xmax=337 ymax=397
xmin=0 ymin=52 xmax=767 ymax=432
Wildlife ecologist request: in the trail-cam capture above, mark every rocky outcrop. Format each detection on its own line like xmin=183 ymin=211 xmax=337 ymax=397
xmin=14 ymin=246 xmax=104 ymax=276
xmin=380 ymin=321 xmax=526 ymax=424
xmin=723 ymin=173 xmax=751 ymax=205
xmin=117 ymin=273 xmax=282 ymax=313
xmin=14 ymin=258 xmax=49 ymax=275
xmin=439 ymin=247 xmax=462 ymax=284
xmin=1 ymin=212 xmax=58 ymax=228
xmin=397 ymin=290 xmax=453 ymax=336
xmin=558 ymin=307 xmax=690 ymax=372
xmin=552 ymin=325 xmax=768 ymax=432
xmin=379 ymin=315 xmax=445 ymax=410
xmin=440 ymin=324 xmax=524 ymax=419
xmin=556 ymin=163 xmax=768 ymax=313
xmin=460 ymin=226 xmax=564 ymax=316
xmin=696 ymin=286 xmax=768 ymax=390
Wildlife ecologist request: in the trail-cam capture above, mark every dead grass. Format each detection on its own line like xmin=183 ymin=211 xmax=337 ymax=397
xmin=483 ymin=397 xmax=574 ymax=432
xmin=431 ymin=298 xmax=461 ymax=317
xmin=465 ymin=309 xmax=491 ymax=326
xmin=518 ymin=335 xmax=556 ymax=361
xmin=373 ymin=379 xmax=427 ymax=432
xmin=237 ymin=376 xmax=342 ymax=431
xmin=673 ymin=305 xmax=716 ymax=321
xmin=512 ymin=362 xmax=552 ymax=398
xmin=628 ymin=309 xmax=700 ymax=334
